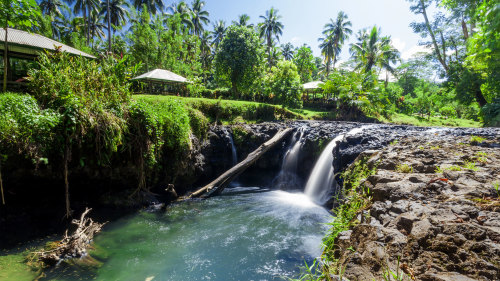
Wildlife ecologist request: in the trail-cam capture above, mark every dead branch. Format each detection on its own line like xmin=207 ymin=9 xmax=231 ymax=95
xmin=37 ymin=208 xmax=106 ymax=265
xmin=189 ymin=128 xmax=293 ymax=198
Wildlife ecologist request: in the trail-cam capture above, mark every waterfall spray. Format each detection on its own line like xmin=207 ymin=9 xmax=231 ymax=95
xmin=304 ymin=126 xmax=372 ymax=204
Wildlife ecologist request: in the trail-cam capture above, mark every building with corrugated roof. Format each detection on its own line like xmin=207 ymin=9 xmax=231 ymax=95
xmin=1 ymin=28 xmax=95 ymax=91
xmin=131 ymin=69 xmax=190 ymax=95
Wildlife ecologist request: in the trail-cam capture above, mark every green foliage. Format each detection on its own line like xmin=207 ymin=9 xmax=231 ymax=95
xmin=481 ymin=99 xmax=500 ymax=127
xmin=266 ymin=61 xmax=303 ymax=108
xmin=187 ymin=107 xmax=209 ymax=141
xmin=0 ymin=93 xmax=59 ymax=160
xmin=463 ymin=161 xmax=479 ymax=171
xmin=293 ymin=45 xmax=316 ymax=83
xmin=396 ymin=163 xmax=413 ymax=173
xmin=0 ymin=0 xmax=40 ymax=29
xmin=27 ymin=52 xmax=135 ymax=161
xmin=134 ymin=95 xmax=301 ymax=123
xmin=127 ymin=9 xmax=202 ymax=77
xmin=214 ymin=26 xmax=266 ymax=98
xmin=322 ymin=156 xmax=376 ymax=271
xmin=470 ymin=135 xmax=485 ymax=144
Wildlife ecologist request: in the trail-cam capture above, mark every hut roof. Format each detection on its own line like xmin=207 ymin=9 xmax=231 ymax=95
xmin=303 ymin=81 xmax=324 ymax=90
xmin=131 ymin=69 xmax=188 ymax=83
xmin=0 ymin=28 xmax=95 ymax=59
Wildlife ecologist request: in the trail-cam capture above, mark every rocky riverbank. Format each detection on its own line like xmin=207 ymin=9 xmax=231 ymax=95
xmin=333 ymin=134 xmax=500 ymax=281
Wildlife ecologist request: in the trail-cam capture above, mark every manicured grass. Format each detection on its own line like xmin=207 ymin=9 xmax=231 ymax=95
xmin=381 ymin=113 xmax=482 ymax=128
xmin=288 ymin=107 xmax=330 ymax=119
xmin=133 ymin=95 xmax=305 ymax=123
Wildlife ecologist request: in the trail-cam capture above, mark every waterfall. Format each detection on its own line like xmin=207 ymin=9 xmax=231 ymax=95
xmin=304 ymin=126 xmax=371 ymax=204
xmin=228 ymin=130 xmax=237 ymax=166
xmin=273 ymin=127 xmax=306 ymax=190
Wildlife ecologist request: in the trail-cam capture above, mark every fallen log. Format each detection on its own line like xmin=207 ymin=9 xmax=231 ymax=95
xmin=189 ymin=127 xmax=293 ymax=198
xmin=36 ymin=208 xmax=106 ymax=265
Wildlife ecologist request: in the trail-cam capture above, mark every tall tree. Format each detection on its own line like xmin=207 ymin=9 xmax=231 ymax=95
xmin=322 ymin=11 xmax=352 ymax=67
xmin=233 ymin=14 xmax=252 ymax=28
xmin=281 ymin=42 xmax=294 ymax=61
xmin=39 ymin=0 xmax=64 ymax=17
xmin=166 ymin=1 xmax=193 ymax=31
xmin=407 ymin=0 xmax=449 ymax=74
xmin=349 ymin=26 xmax=400 ymax=74
xmin=293 ymin=45 xmax=316 ymax=83
xmin=133 ymin=0 xmax=164 ymax=15
xmin=214 ymin=26 xmax=265 ymax=98
xmin=1 ymin=0 xmax=40 ymax=92
xmin=211 ymin=19 xmax=226 ymax=49
xmin=318 ymin=11 xmax=352 ymax=76
xmin=190 ymin=0 xmax=209 ymax=36
xmin=100 ymin=0 xmax=128 ymax=52
xmin=258 ymin=7 xmax=284 ymax=67
xmin=73 ymin=0 xmax=100 ymax=45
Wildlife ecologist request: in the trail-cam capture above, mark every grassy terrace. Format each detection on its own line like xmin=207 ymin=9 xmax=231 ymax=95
xmin=380 ymin=113 xmax=482 ymax=128
xmin=133 ymin=95 xmax=306 ymax=123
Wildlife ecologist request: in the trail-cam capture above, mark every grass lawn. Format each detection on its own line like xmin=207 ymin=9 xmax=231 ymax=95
xmin=133 ymin=95 xmax=306 ymax=122
xmin=381 ymin=113 xmax=482 ymax=128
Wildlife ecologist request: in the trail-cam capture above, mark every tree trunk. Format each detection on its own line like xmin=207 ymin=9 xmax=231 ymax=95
xmin=461 ymin=19 xmax=469 ymax=41
xmin=475 ymin=86 xmax=487 ymax=108
xmin=0 ymin=158 xmax=5 ymax=205
xmin=189 ymin=128 xmax=293 ymax=198
xmin=87 ymin=4 xmax=91 ymax=46
xmin=107 ymin=0 xmax=111 ymax=53
xmin=3 ymin=26 xmax=8 ymax=92
xmin=420 ymin=0 xmax=448 ymax=74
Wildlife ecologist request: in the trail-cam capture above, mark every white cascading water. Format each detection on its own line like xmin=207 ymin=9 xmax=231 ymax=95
xmin=228 ymin=130 xmax=238 ymax=166
xmin=304 ymin=126 xmax=372 ymax=204
xmin=282 ymin=127 xmax=305 ymax=173
xmin=273 ymin=127 xmax=306 ymax=190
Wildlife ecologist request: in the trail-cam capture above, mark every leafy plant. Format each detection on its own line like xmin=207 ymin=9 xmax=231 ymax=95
xmin=470 ymin=135 xmax=486 ymax=144
xmin=463 ymin=161 xmax=479 ymax=171
xmin=396 ymin=164 xmax=413 ymax=173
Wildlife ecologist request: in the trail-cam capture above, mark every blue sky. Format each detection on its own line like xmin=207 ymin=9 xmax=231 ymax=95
xmin=203 ymin=0 xmax=435 ymax=62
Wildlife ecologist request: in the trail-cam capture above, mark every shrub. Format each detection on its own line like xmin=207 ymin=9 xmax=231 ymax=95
xmin=266 ymin=61 xmax=303 ymax=108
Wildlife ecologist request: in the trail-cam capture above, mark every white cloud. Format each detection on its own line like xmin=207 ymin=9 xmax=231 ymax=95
xmin=290 ymin=36 xmax=302 ymax=46
xmin=401 ymin=45 xmax=432 ymax=61
xmin=391 ymin=38 xmax=406 ymax=52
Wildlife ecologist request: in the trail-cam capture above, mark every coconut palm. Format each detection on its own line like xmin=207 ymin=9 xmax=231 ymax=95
xmin=133 ymin=0 xmax=164 ymax=15
xmin=233 ymin=14 xmax=252 ymax=28
xmin=73 ymin=0 xmax=100 ymax=45
xmin=200 ymin=30 xmax=213 ymax=70
xmin=349 ymin=26 xmax=400 ymax=74
xmin=100 ymin=0 xmax=128 ymax=52
xmin=267 ymin=45 xmax=282 ymax=68
xmin=39 ymin=0 xmax=65 ymax=17
xmin=190 ymin=0 xmax=209 ymax=36
xmin=166 ymin=1 xmax=193 ymax=32
xmin=88 ymin=10 xmax=106 ymax=45
xmin=322 ymin=11 xmax=352 ymax=67
xmin=318 ymin=34 xmax=335 ymax=76
xmin=258 ymin=7 xmax=284 ymax=67
xmin=281 ymin=42 xmax=294 ymax=60
xmin=211 ymin=20 xmax=226 ymax=49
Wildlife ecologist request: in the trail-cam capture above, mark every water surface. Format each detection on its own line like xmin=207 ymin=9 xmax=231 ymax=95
xmin=43 ymin=187 xmax=331 ymax=281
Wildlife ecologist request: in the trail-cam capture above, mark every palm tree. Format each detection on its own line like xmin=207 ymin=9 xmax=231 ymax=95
xmin=322 ymin=11 xmax=352 ymax=67
xmin=200 ymin=30 xmax=213 ymax=71
xmin=39 ymin=0 xmax=64 ymax=17
xmin=190 ymin=0 xmax=209 ymax=36
xmin=258 ymin=7 xmax=284 ymax=67
xmin=100 ymin=0 xmax=128 ymax=52
xmin=281 ymin=42 xmax=294 ymax=60
xmin=73 ymin=0 xmax=100 ymax=45
xmin=211 ymin=20 xmax=226 ymax=49
xmin=349 ymin=26 xmax=400 ymax=74
xmin=318 ymin=35 xmax=335 ymax=76
xmin=166 ymin=1 xmax=193 ymax=32
xmin=268 ymin=45 xmax=282 ymax=68
xmin=133 ymin=0 xmax=164 ymax=15
xmin=233 ymin=14 xmax=252 ymax=28
xmin=88 ymin=10 xmax=106 ymax=46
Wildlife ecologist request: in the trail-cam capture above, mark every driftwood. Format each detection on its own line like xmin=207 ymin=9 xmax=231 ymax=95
xmin=189 ymin=128 xmax=293 ymax=198
xmin=37 ymin=208 xmax=106 ymax=265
